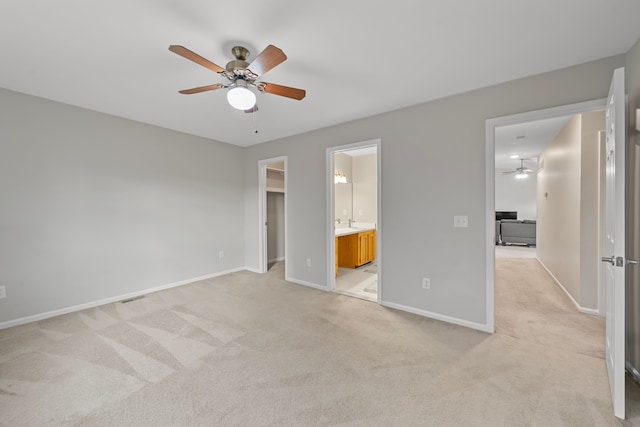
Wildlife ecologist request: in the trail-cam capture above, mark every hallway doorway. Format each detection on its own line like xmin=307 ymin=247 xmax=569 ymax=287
xmin=485 ymin=98 xmax=607 ymax=331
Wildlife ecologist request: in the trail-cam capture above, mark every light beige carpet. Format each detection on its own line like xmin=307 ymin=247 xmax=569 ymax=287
xmin=495 ymin=257 xmax=605 ymax=359
xmin=1 ymin=260 xmax=640 ymax=425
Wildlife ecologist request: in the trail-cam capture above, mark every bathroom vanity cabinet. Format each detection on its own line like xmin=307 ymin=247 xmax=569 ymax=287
xmin=337 ymin=229 xmax=375 ymax=270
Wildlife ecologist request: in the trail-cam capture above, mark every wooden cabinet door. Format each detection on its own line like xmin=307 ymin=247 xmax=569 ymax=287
xmin=338 ymin=230 xmax=376 ymax=268
xmin=358 ymin=232 xmax=369 ymax=266
xmin=368 ymin=230 xmax=376 ymax=263
xmin=338 ymin=234 xmax=358 ymax=268
xmin=335 ymin=237 xmax=339 ymax=276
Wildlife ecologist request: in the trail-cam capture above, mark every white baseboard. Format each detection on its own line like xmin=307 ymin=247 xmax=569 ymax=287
xmin=536 ymin=258 xmax=599 ymax=316
xmin=268 ymin=257 xmax=285 ymax=264
xmin=285 ymin=277 xmax=329 ymax=291
xmin=0 ymin=266 xmax=247 ymax=330
xmin=244 ymin=266 xmax=261 ymax=274
xmin=381 ymin=300 xmax=493 ymax=333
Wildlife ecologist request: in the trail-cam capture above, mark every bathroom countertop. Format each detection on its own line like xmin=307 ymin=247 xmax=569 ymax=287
xmin=334 ymin=226 xmax=375 ymax=237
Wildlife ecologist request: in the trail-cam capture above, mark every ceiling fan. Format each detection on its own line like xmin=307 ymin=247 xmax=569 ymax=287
xmin=502 ymin=158 xmax=536 ymax=179
xmin=168 ymin=44 xmax=306 ymax=112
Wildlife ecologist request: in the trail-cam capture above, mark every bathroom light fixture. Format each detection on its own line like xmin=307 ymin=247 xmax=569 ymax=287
xmin=226 ymin=80 xmax=256 ymax=110
xmin=334 ymin=172 xmax=348 ymax=184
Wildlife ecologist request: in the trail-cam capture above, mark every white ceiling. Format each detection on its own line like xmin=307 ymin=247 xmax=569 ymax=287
xmin=1 ymin=1 xmax=639 ymax=147
xmin=495 ymin=116 xmax=572 ymax=170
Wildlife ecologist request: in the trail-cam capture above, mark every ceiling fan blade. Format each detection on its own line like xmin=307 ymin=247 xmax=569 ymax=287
xmin=169 ymin=45 xmax=225 ymax=73
xmin=246 ymin=45 xmax=287 ymax=78
xmin=244 ymin=105 xmax=259 ymax=113
xmin=258 ymin=82 xmax=306 ymax=100
xmin=178 ymin=84 xmax=223 ymax=95
xmin=502 ymin=170 xmax=517 ymax=175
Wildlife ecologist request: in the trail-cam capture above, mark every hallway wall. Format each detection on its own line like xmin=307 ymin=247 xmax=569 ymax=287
xmin=536 ymin=111 xmax=604 ymax=311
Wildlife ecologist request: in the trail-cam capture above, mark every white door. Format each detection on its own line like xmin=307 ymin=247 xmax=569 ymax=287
xmin=602 ymin=67 xmax=626 ymax=419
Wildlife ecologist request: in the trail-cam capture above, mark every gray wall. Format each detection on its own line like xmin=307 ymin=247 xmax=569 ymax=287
xmin=1 ymin=45 xmax=636 ymax=328
xmin=0 ymin=88 xmax=245 ymax=323
xmin=243 ymin=54 xmax=625 ymax=327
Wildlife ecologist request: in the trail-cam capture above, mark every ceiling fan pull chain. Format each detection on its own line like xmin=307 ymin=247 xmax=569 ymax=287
xmin=253 ymin=108 xmax=258 ymax=134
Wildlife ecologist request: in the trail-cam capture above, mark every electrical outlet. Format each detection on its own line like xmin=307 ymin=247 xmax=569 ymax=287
xmin=422 ymin=278 xmax=430 ymax=290
xmin=0 ymin=286 xmax=6 ymax=299
xmin=307 ymin=258 xmax=312 ymax=267
xmin=219 ymin=250 xmax=224 ymax=259
xmin=454 ymin=215 xmax=468 ymax=228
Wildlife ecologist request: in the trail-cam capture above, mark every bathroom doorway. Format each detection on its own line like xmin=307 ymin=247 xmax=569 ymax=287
xmin=326 ymin=139 xmax=381 ymax=303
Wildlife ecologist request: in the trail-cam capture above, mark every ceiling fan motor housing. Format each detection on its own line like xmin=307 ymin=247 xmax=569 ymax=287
xmin=226 ymin=59 xmax=250 ymax=74
xmin=226 ymin=46 xmax=252 ymax=79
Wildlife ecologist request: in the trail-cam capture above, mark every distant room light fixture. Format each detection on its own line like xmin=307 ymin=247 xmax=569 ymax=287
xmin=509 ymin=154 xmax=520 ymax=159
xmin=226 ymin=80 xmax=256 ymax=110
xmin=334 ymin=171 xmax=348 ymax=184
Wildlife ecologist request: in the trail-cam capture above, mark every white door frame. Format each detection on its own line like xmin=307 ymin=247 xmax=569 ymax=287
xmin=485 ymin=98 xmax=607 ymax=332
xmin=326 ymin=138 xmax=382 ymax=304
xmin=258 ymin=156 xmax=288 ymax=277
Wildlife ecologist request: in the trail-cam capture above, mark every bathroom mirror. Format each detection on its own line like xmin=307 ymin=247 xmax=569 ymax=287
xmin=334 ymin=182 xmax=352 ymax=225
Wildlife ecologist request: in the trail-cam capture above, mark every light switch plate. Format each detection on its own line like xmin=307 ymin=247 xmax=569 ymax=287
xmin=454 ymin=215 xmax=469 ymax=228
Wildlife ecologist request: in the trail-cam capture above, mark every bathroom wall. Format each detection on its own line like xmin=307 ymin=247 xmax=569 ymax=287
xmin=334 ymin=153 xmax=352 ymax=182
xmin=352 ymin=153 xmax=377 ymax=224
xmin=334 ymin=153 xmax=353 ymax=224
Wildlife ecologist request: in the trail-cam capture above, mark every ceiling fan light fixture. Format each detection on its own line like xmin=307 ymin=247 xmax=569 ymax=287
xmin=226 ymin=80 xmax=256 ymax=110
xmin=515 ymin=172 xmax=528 ymax=179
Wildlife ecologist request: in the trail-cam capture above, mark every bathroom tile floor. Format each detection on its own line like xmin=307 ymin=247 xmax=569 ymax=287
xmin=334 ymin=262 xmax=378 ymax=302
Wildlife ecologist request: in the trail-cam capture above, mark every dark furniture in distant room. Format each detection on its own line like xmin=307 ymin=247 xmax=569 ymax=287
xmin=495 ymin=211 xmax=536 ymax=246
